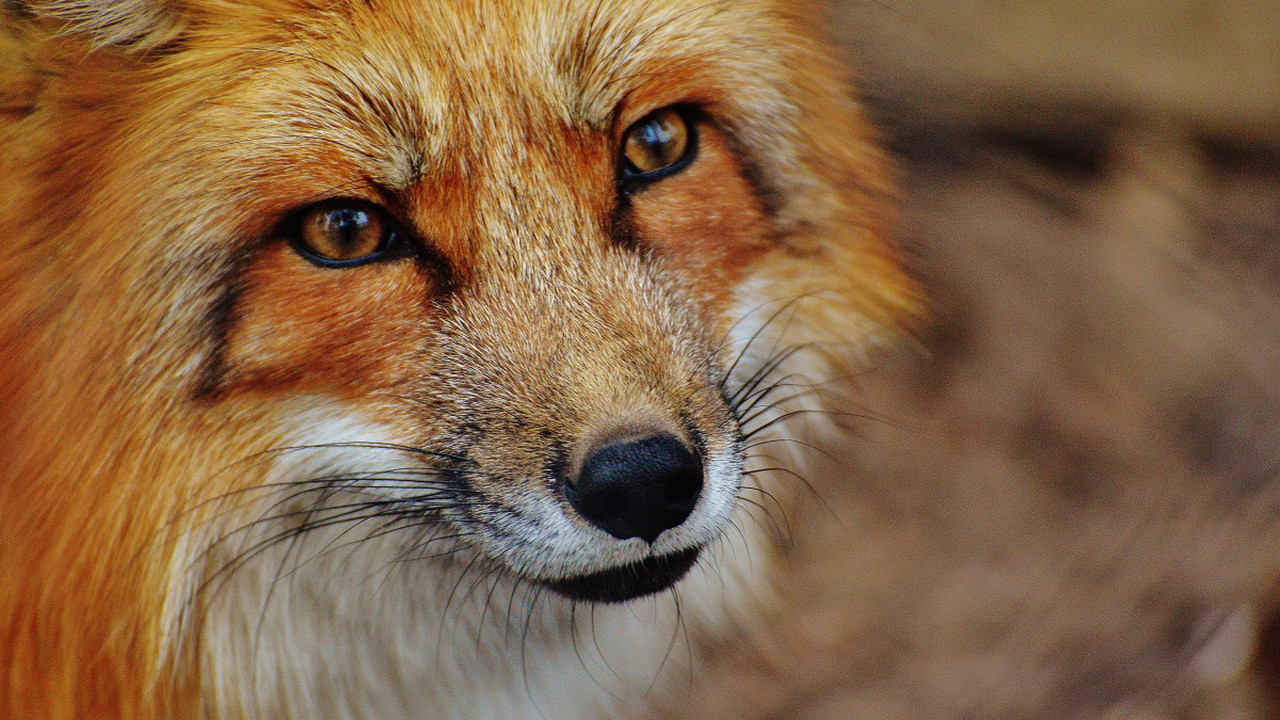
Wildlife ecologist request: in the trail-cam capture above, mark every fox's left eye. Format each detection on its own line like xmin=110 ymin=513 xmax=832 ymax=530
xmin=621 ymin=107 xmax=696 ymax=182
xmin=289 ymin=200 xmax=398 ymax=267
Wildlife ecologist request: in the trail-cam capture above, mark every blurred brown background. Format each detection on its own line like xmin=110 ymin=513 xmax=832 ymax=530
xmin=643 ymin=3 xmax=1280 ymax=718
xmin=837 ymin=0 xmax=1280 ymax=143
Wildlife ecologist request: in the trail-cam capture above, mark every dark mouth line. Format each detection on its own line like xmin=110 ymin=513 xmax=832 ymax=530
xmin=540 ymin=547 xmax=701 ymax=604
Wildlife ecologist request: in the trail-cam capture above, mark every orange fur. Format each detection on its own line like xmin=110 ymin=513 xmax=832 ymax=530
xmin=0 ymin=1 xmax=920 ymax=718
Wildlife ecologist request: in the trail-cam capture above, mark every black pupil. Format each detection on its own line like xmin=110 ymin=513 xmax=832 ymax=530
xmin=329 ymin=208 xmax=370 ymax=250
xmin=639 ymin=120 xmax=671 ymax=150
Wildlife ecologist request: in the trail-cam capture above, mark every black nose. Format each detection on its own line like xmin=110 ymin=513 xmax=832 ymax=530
xmin=566 ymin=435 xmax=704 ymax=544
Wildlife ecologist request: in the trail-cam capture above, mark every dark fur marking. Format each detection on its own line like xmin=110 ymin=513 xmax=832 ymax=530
xmin=720 ymin=128 xmax=785 ymax=226
xmin=608 ymin=194 xmax=640 ymax=251
xmin=193 ymin=249 xmax=251 ymax=400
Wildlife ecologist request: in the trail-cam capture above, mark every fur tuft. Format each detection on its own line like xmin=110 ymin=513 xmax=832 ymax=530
xmin=24 ymin=0 xmax=183 ymax=49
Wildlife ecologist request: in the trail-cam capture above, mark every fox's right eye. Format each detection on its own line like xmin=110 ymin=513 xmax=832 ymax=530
xmin=619 ymin=107 xmax=697 ymax=189
xmin=289 ymin=200 xmax=399 ymax=267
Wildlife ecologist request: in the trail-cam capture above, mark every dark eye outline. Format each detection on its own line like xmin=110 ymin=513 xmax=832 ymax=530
xmin=617 ymin=106 xmax=699 ymax=193
xmin=284 ymin=199 xmax=407 ymax=269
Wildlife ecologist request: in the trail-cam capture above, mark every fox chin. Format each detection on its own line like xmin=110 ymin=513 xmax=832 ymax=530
xmin=0 ymin=1 xmax=919 ymax=718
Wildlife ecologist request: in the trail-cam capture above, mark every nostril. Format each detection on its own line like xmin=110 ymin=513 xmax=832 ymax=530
xmin=567 ymin=434 xmax=703 ymax=544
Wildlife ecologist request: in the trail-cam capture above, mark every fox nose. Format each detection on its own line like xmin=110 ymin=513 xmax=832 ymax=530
xmin=567 ymin=435 xmax=703 ymax=544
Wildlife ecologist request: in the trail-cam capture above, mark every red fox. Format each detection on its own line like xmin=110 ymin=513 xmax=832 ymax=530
xmin=0 ymin=0 xmax=918 ymax=717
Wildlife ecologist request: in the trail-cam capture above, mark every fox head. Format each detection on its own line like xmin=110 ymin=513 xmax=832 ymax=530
xmin=0 ymin=0 xmax=918 ymax=717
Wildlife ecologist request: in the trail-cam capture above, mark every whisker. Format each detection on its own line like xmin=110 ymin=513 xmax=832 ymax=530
xmin=736 ymin=384 xmax=828 ymax=434
xmin=716 ymin=294 xmax=816 ymax=391
xmin=734 ymin=494 xmax=792 ymax=546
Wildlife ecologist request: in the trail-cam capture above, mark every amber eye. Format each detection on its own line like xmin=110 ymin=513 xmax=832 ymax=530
xmin=290 ymin=201 xmax=396 ymax=266
xmin=621 ymin=107 xmax=694 ymax=180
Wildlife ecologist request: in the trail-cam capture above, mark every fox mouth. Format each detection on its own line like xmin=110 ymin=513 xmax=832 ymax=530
xmin=540 ymin=547 xmax=701 ymax=603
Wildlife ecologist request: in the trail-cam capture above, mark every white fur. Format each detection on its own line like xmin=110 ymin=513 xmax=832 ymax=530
xmin=193 ymin=403 xmax=773 ymax=720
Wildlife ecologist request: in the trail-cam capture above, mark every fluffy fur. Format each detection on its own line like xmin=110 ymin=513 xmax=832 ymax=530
xmin=0 ymin=1 xmax=918 ymax=718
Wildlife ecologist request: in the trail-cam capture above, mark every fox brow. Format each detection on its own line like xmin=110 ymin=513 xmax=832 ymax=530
xmin=551 ymin=0 xmax=751 ymax=126
xmin=227 ymin=0 xmax=760 ymax=190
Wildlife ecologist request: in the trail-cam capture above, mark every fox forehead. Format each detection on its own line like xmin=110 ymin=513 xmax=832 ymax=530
xmin=186 ymin=0 xmax=796 ymax=189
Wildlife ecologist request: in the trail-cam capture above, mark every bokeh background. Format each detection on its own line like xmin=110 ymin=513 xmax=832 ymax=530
xmin=644 ymin=2 xmax=1280 ymax=718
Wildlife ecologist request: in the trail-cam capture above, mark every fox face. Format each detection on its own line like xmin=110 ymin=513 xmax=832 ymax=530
xmin=215 ymin=101 xmax=752 ymax=600
xmin=0 ymin=0 xmax=918 ymax=718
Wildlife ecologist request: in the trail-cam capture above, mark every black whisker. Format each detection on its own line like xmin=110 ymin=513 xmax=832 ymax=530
xmin=715 ymin=294 xmax=816 ymax=390
xmin=736 ymin=383 xmax=827 ymax=434
xmin=733 ymin=494 xmax=792 ymax=546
